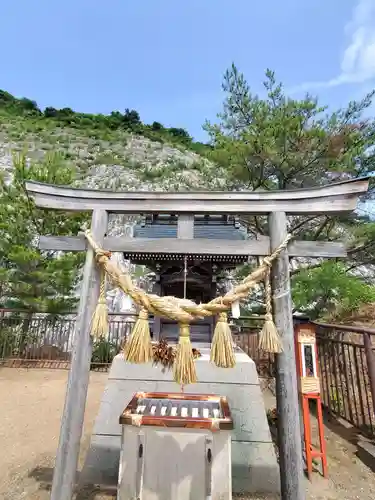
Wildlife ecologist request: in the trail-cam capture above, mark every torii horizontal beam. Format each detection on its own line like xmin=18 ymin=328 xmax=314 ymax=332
xmin=25 ymin=177 xmax=370 ymax=214
xmin=39 ymin=234 xmax=347 ymax=258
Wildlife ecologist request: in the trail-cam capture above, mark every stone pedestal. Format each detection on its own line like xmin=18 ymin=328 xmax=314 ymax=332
xmin=80 ymin=346 xmax=280 ymax=495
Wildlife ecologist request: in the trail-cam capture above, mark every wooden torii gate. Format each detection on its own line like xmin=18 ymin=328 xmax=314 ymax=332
xmin=25 ymin=177 xmax=369 ymax=500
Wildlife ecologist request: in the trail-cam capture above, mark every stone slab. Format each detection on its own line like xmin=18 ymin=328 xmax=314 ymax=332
xmin=81 ymin=348 xmax=280 ymax=495
xmin=232 ymin=441 xmax=281 ymax=493
xmin=80 ymin=438 xmax=280 ymax=494
xmin=80 ymin=435 xmax=121 ymax=486
xmin=109 ymin=349 xmax=259 ymax=384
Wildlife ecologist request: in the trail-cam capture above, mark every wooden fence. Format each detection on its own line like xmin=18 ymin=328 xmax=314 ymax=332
xmin=314 ymin=321 xmax=375 ymax=438
xmin=0 ymin=308 xmax=135 ymax=370
xmin=0 ymin=309 xmax=270 ymax=371
xmin=1 ymin=309 xmax=375 ymax=437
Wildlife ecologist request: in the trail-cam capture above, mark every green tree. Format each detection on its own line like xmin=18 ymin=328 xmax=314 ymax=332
xmin=44 ymin=106 xmax=58 ymax=118
xmin=205 ymin=64 xmax=375 ymax=315
xmin=293 ymin=261 xmax=375 ymax=319
xmin=152 ymin=121 xmax=163 ymax=131
xmin=0 ymin=88 xmax=208 ymax=151
xmin=122 ymin=108 xmax=141 ymax=128
xmin=0 ymin=151 xmax=88 ymax=312
xmin=168 ymin=127 xmax=191 ymax=142
xmin=205 ymin=64 xmax=375 ymax=190
xmin=19 ymin=98 xmax=40 ymax=114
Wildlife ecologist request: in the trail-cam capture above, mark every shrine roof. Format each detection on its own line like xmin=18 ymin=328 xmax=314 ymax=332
xmin=133 ymin=223 xmax=247 ymax=240
xmin=124 ymin=216 xmax=248 ymax=265
xmin=133 ymin=215 xmax=247 ymax=241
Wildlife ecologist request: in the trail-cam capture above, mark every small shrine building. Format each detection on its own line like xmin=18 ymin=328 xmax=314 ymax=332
xmin=127 ymin=214 xmax=249 ymax=342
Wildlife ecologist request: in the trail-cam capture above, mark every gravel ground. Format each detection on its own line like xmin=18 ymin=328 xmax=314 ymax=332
xmin=0 ymin=368 xmax=375 ymax=499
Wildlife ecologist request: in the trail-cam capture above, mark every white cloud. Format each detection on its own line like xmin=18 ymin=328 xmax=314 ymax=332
xmin=291 ymin=0 xmax=375 ymax=92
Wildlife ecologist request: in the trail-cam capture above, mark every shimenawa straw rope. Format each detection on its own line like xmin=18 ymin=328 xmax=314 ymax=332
xmin=85 ymin=230 xmax=291 ymax=384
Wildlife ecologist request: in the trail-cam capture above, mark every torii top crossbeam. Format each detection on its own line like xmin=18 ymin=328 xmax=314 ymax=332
xmin=25 ymin=177 xmax=369 ymax=214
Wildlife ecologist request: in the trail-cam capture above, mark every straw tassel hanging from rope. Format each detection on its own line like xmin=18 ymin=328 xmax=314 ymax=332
xmin=210 ymin=312 xmax=236 ymax=368
xmin=91 ymin=268 xmax=109 ymax=340
xmin=258 ymin=261 xmax=283 ymax=353
xmin=172 ymin=255 xmax=197 ymax=385
xmin=173 ymin=323 xmax=197 ymax=386
xmin=124 ymin=308 xmax=153 ymax=363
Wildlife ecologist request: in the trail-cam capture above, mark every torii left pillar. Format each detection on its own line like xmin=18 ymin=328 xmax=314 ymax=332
xmin=51 ymin=209 xmax=108 ymax=500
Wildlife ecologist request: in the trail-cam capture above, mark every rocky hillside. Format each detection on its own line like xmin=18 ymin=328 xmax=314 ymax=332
xmin=0 ymin=119 xmax=228 ymax=191
xmin=0 ymin=91 xmax=228 ymax=192
xmin=0 ymin=92 xmax=232 ymax=314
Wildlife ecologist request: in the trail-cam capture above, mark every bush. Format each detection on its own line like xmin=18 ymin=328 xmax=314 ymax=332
xmin=0 ymin=88 xmax=207 ymax=152
xmin=90 ymin=337 xmax=119 ymax=369
xmin=0 ymin=327 xmax=18 ymax=357
xmin=292 ymin=261 xmax=375 ymax=319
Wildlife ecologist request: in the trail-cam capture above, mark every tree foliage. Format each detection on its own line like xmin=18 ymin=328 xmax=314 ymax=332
xmin=293 ymin=261 xmax=375 ymax=319
xmin=0 ymin=152 xmax=87 ymax=312
xmin=0 ymin=88 xmax=208 ymax=152
xmin=205 ymin=65 xmax=375 ymax=191
xmin=205 ymin=64 xmax=375 ymax=316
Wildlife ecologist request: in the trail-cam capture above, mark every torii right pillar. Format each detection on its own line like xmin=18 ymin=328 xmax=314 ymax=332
xmin=269 ymin=212 xmax=305 ymax=500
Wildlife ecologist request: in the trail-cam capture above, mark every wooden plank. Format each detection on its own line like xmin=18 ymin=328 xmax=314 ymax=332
xmin=288 ymin=240 xmax=346 ymax=258
xmin=26 ymin=177 xmax=370 ymax=200
xmin=39 ymin=235 xmax=86 ymax=251
xmin=269 ymin=212 xmax=305 ymax=500
xmin=25 ymin=192 xmax=361 ymax=214
xmin=39 ymin=235 xmax=347 ymax=257
xmin=50 ymin=209 xmax=108 ymax=500
xmin=25 ymin=178 xmax=369 ymax=214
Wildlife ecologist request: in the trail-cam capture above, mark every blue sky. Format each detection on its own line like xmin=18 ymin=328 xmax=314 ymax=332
xmin=1 ymin=0 xmax=375 ymax=141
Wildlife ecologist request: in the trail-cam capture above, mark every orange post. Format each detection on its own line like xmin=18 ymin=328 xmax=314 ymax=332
xmin=294 ymin=323 xmax=328 ymax=480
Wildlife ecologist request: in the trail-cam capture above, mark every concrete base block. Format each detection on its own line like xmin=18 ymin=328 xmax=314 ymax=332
xmin=232 ymin=441 xmax=280 ymax=493
xmin=80 ymin=347 xmax=280 ymax=495
xmin=80 ymin=435 xmax=121 ymax=486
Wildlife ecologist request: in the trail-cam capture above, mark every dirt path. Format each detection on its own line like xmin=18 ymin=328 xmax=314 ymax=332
xmin=261 ymin=390 xmax=375 ymax=500
xmin=0 ymin=368 xmax=106 ymax=500
xmin=0 ymin=368 xmax=374 ymax=499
